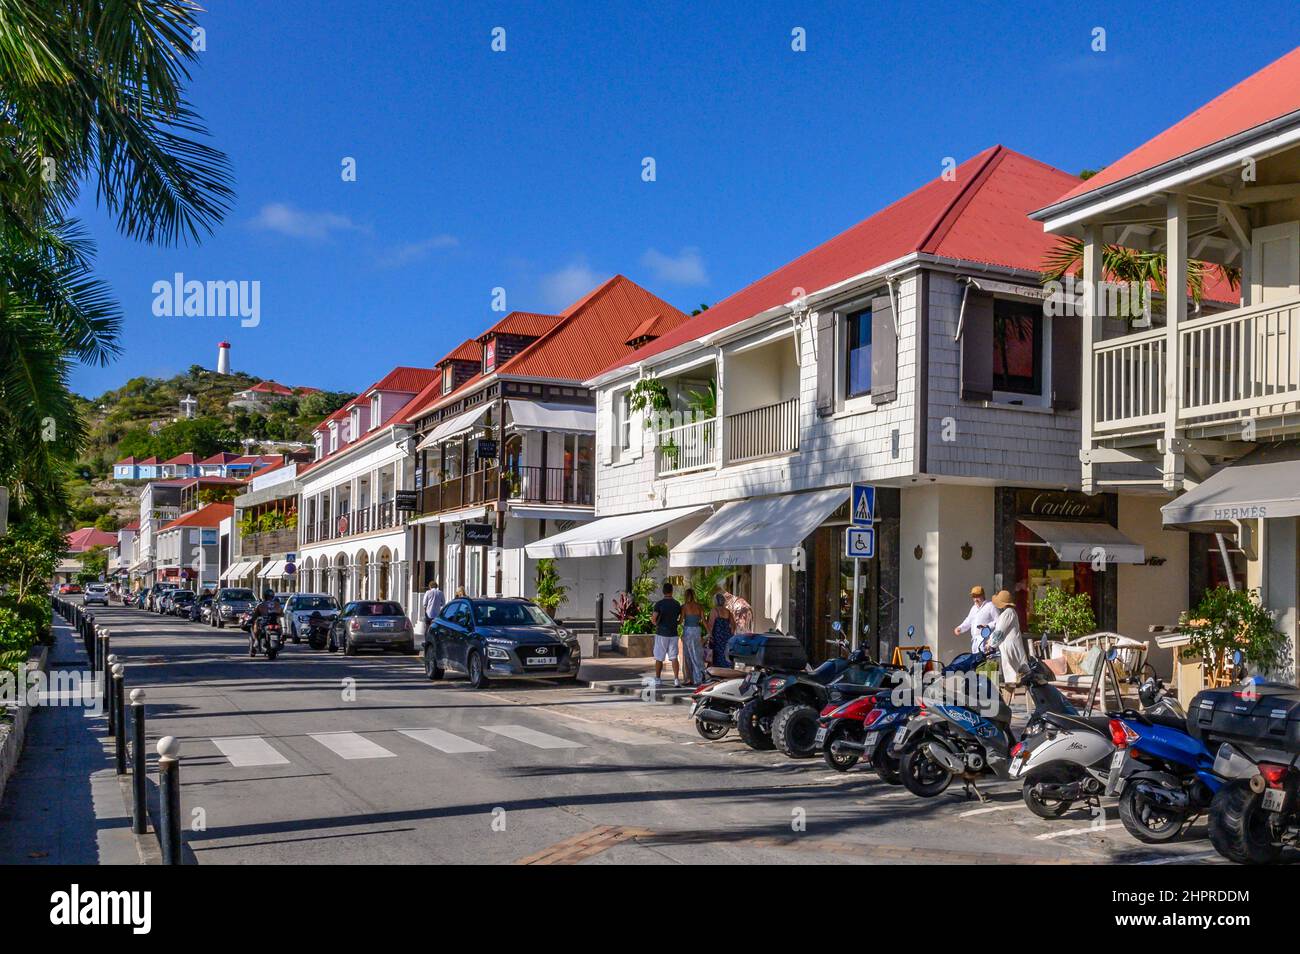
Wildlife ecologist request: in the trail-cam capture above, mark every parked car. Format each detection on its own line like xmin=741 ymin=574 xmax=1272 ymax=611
xmin=328 ymin=600 xmax=415 ymax=656
xmin=58 ymin=583 xmax=81 ymax=595
xmin=422 ymin=597 xmax=581 ymax=689
xmin=157 ymin=589 xmax=180 ymax=614
xmin=212 ymin=587 xmax=258 ymax=628
xmin=83 ymin=583 xmax=109 ymax=606
xmin=145 ymin=582 xmax=177 ymax=612
xmin=169 ymin=590 xmax=196 ymax=617
xmin=283 ymin=593 xmax=340 ymax=642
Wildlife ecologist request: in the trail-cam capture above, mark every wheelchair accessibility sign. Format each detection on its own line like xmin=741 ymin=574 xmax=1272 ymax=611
xmin=845 ymin=526 xmax=875 ymax=559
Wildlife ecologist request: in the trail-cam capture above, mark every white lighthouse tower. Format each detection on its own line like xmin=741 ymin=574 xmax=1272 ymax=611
xmin=217 ymin=340 xmax=231 ymax=375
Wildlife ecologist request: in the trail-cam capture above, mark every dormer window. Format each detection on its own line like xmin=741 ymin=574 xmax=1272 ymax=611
xmin=314 ymin=434 xmax=323 ymax=460
xmin=328 ymin=422 xmax=338 ymax=453
xmin=483 ymin=338 xmax=497 ymax=373
xmin=350 ymin=407 xmax=361 ymax=439
xmin=370 ymin=393 xmax=381 ymax=428
xmin=442 ymin=365 xmax=453 ymax=394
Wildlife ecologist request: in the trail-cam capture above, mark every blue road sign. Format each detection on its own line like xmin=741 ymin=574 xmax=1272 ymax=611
xmin=851 ymin=483 xmax=875 ymax=525
xmin=846 ymin=526 xmax=875 ymax=559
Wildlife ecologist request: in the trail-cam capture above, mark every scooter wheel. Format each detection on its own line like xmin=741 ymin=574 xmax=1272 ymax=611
xmin=1021 ymin=768 xmax=1074 ymax=819
xmin=1208 ymin=780 xmax=1282 ymax=864
xmin=735 ymin=699 xmax=775 ymax=751
xmin=872 ymin=744 xmax=902 ymax=785
xmin=822 ymin=723 xmax=861 ymax=772
xmin=1118 ymin=782 xmax=1186 ymax=843
xmin=694 ymin=718 xmax=728 ymax=741
xmin=899 ymin=744 xmax=953 ymax=798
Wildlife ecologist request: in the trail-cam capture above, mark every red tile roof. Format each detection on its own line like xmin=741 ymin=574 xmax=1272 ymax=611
xmin=161 ymin=502 xmax=234 ymax=531
xmin=604 ymin=147 xmax=1085 ymax=370
xmin=476 ymin=311 xmax=563 ymax=342
xmin=66 ymin=527 xmax=118 ymax=552
xmin=500 ymin=275 xmax=689 ymax=380
xmin=1049 ymin=47 xmax=1300 ymax=208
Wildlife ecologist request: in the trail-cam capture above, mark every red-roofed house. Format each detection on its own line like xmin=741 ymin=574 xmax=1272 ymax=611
xmin=401 ymin=275 xmax=689 ymax=607
xmin=522 ymin=145 xmax=1180 ymax=666
xmin=1034 ymin=47 xmax=1300 ymax=676
xmin=66 ymin=527 xmax=118 ymax=553
xmin=160 ymin=452 xmax=201 ymax=479
xmin=156 ymin=502 xmax=233 ymax=590
xmin=228 ymin=380 xmax=323 ymax=411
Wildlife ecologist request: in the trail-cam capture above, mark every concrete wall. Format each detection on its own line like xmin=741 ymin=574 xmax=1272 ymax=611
xmin=1117 ymin=494 xmax=1191 ymax=679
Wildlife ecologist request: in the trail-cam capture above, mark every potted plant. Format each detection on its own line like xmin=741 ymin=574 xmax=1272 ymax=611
xmin=1031 ymin=587 xmax=1096 ymax=661
xmin=1179 ymin=586 xmax=1289 ymax=682
xmin=533 ymin=558 xmax=569 ymax=621
xmin=610 ymin=536 xmax=667 ymax=656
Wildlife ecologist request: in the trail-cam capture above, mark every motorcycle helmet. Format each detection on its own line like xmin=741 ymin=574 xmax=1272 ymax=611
xmin=264 ymin=589 xmax=274 ymax=601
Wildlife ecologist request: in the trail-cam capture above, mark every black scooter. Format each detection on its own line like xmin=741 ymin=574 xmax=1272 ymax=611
xmin=305 ymin=611 xmax=331 ymax=651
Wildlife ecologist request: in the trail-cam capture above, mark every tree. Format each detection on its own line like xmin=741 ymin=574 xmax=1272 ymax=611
xmin=94 ymin=513 xmax=119 ymax=532
xmin=78 ymin=545 xmax=108 ymax=582
xmin=152 ymin=416 xmax=236 ymax=461
xmin=533 ymin=558 xmax=569 ymax=619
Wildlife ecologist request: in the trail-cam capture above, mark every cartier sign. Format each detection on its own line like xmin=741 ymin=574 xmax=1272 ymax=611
xmin=1014 ymin=489 xmax=1106 ymax=521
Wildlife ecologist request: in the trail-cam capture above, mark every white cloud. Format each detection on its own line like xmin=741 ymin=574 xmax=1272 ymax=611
xmin=376 ymin=234 xmax=459 ymax=268
xmin=539 ymin=259 xmax=608 ymax=309
xmin=248 ymin=202 xmax=367 ymax=240
xmin=640 ymin=246 xmax=708 ymax=286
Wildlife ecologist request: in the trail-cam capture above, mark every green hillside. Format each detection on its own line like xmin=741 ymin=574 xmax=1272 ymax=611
xmin=66 ymin=366 xmax=354 ymax=530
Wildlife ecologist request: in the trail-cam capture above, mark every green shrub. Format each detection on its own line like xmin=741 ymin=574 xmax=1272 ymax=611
xmin=1031 ymin=587 xmax=1096 ymax=639
xmin=1181 ymin=586 xmax=1287 ymax=674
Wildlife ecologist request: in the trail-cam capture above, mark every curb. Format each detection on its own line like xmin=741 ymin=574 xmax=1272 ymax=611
xmin=584 ymin=678 xmax=697 ymax=705
xmin=0 ymin=642 xmax=50 ymax=808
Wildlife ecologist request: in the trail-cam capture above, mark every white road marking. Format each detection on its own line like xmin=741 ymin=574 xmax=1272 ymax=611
xmin=551 ymin=720 xmax=666 ymax=746
xmin=879 ymin=791 xmax=914 ymax=799
xmin=309 ymin=731 xmax=396 ymax=760
xmin=959 ymin=803 xmax=1023 ymax=817
xmin=1035 ymin=826 xmax=1101 ymax=841
xmin=211 ymin=736 xmax=290 ymax=767
xmin=398 ymin=728 xmax=493 ymax=754
xmin=482 ymin=724 xmax=585 ymax=749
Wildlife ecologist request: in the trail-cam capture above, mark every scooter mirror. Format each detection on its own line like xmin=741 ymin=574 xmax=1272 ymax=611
xmin=920 ymin=650 xmax=933 ymax=663
xmin=907 ymin=625 xmax=915 ymax=638
xmin=831 ymin=621 xmax=842 ymax=633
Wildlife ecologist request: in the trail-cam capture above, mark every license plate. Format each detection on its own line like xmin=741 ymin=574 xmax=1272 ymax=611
xmin=1107 ymin=750 xmax=1129 ymax=795
xmin=814 ymin=727 xmax=828 ymax=745
xmin=863 ymin=732 xmax=879 ymax=749
xmin=1263 ymin=788 xmax=1287 ymax=813
xmin=526 ymin=656 xmax=555 ymax=666
xmin=1009 ymin=755 xmax=1024 ymax=776
xmin=372 ymin=620 xmax=393 ymax=629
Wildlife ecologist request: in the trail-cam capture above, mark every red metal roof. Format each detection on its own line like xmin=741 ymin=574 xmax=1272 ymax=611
xmin=606 ymin=147 xmax=1086 ymax=370
xmin=138 ymin=457 xmax=158 ymax=465
xmin=501 ymin=275 xmax=689 ymax=380
xmin=476 ymin=311 xmax=562 ymax=342
xmin=65 ymin=527 xmax=118 ymax=552
xmin=199 ymin=452 xmax=241 ymax=465
xmin=115 ymin=456 xmax=138 ymax=465
xmin=625 ymin=312 xmax=678 ymax=345
xmin=1050 ymin=47 xmax=1300 ymax=207
xmin=368 ymin=366 xmax=438 ymax=395
xmin=163 ymin=453 xmax=199 ymax=465
xmin=119 ymin=520 xmax=140 ymax=531
xmin=161 ymin=502 xmax=234 ymax=531
xmin=437 ymin=339 xmax=481 ymax=365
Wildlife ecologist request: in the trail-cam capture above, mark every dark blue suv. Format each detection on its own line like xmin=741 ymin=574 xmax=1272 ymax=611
xmin=423 ymin=597 xmax=581 ymax=689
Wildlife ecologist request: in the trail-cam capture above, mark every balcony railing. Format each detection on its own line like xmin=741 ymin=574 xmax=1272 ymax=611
xmin=1093 ymin=296 xmax=1300 ymax=436
xmin=241 ymin=527 xmax=297 ymax=556
xmin=301 ymin=501 xmax=408 ymax=544
xmin=726 ymin=397 xmax=799 ymax=464
xmin=418 ymin=464 xmax=593 ymax=515
xmin=656 ymin=417 xmax=717 ymax=477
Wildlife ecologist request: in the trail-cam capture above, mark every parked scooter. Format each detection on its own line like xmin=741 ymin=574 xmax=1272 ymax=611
xmin=689 ymin=664 xmax=756 ymax=741
xmin=892 ymin=655 xmax=1071 ymax=800
xmin=305 ymin=610 xmax=332 ymax=651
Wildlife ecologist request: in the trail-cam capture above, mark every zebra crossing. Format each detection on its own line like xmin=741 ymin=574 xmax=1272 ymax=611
xmin=205 ymin=720 xmax=666 ymax=768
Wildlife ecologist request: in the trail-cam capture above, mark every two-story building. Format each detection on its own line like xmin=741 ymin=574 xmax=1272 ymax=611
xmin=155 ymin=502 xmax=232 ymax=592
xmin=537 ymin=146 xmax=1204 ymax=667
xmin=1032 ymin=47 xmax=1300 ymax=679
xmin=227 ymin=458 xmax=302 ymax=592
xmin=405 ymin=276 xmax=687 ymax=615
xmin=296 ymin=367 xmax=439 ymax=611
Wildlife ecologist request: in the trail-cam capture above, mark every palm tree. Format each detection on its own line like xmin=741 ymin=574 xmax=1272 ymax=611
xmin=0 ymin=0 xmax=233 ymax=516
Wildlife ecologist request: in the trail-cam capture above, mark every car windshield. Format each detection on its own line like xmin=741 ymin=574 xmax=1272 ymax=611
xmin=350 ymin=602 xmax=403 ymax=617
xmin=291 ymin=596 xmax=338 ymax=611
xmin=472 ymin=601 xmax=553 ymax=627
xmin=221 ymin=589 xmax=256 ymax=601
xmin=173 ymin=592 xmax=193 ymax=601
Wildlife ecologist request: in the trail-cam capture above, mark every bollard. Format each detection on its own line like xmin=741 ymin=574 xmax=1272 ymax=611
xmin=112 ymin=663 xmax=126 ymax=775
xmin=594 ymin=592 xmax=604 ymax=660
xmin=106 ymin=654 xmax=118 ymax=733
xmin=157 ymin=737 xmax=182 ymax=865
xmin=131 ymin=689 xmax=148 ymax=834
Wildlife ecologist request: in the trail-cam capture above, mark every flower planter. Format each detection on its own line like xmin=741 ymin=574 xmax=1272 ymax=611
xmin=614 ymin=632 xmax=655 ymax=657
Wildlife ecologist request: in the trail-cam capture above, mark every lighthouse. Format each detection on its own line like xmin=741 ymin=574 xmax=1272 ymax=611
xmin=217 ymin=340 xmax=231 ymax=375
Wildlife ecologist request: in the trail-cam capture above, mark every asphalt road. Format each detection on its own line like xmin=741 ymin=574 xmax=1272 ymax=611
xmin=81 ymin=604 xmax=1230 ymax=865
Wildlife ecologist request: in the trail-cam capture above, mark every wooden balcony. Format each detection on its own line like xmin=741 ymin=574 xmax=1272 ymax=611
xmin=241 ymin=527 xmax=297 ymax=555
xmin=725 ymin=397 xmax=799 ymax=464
xmin=417 ymin=464 xmax=593 ymax=516
xmin=1093 ymin=295 xmax=1300 ymax=441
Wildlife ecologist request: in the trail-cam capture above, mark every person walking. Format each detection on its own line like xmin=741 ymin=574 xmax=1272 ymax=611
xmin=707 ymin=592 xmax=735 ymax=668
xmin=422 ymin=575 xmax=445 ymax=626
xmin=954 ymin=585 xmax=999 ymax=654
xmin=651 ymin=582 xmax=683 ymax=687
xmin=680 ymin=588 xmax=707 ymax=685
xmin=986 ymin=590 xmax=1028 ymax=706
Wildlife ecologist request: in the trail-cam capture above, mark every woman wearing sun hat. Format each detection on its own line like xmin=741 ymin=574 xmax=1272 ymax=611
xmin=986 ymin=590 xmax=1028 ymax=705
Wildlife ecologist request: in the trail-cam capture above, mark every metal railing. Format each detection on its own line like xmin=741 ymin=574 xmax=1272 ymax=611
xmin=656 ymin=417 xmax=717 ymax=477
xmin=512 ymin=465 xmax=594 ymax=506
xmin=725 ymin=397 xmax=799 ymax=464
xmin=303 ymin=501 xmax=409 ymax=542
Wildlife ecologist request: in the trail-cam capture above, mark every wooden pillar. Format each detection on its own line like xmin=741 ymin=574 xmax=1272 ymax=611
xmin=1080 ymin=223 xmax=1102 ymax=495
xmin=1163 ymin=192 xmax=1188 ymax=491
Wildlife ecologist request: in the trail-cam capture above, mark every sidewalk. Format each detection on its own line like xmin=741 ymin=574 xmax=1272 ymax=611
xmin=0 ymin=619 xmax=144 ymax=864
xmin=578 ymin=654 xmax=699 ymax=704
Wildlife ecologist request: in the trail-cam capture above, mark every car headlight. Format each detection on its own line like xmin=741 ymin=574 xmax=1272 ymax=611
xmin=485 ymin=646 xmax=510 ymax=661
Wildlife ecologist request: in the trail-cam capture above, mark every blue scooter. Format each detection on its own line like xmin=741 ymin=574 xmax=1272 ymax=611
xmin=1105 ymin=676 xmax=1224 ymax=843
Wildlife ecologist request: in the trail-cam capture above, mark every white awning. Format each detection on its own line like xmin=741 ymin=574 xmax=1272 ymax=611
xmin=1019 ymin=520 xmax=1146 ymax=565
xmin=525 ymin=505 xmax=710 ymax=559
xmin=222 ymin=560 xmax=256 ymax=579
xmin=439 ymin=506 xmax=489 ymax=525
xmin=416 ymin=406 xmax=489 ymax=450
xmin=507 ymin=400 xmax=596 ymax=433
xmin=669 ymin=489 xmax=846 ymax=568
xmin=508 ymin=505 xmax=596 ymax=522
xmin=1162 ymin=442 xmax=1300 ymax=528
xmin=259 ymin=559 xmax=288 ymax=579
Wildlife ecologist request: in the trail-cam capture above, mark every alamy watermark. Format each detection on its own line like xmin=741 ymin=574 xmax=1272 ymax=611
xmin=152 ymin=272 xmax=261 ymax=327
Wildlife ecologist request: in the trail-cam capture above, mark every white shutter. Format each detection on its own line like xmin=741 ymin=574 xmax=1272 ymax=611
xmin=629 ymin=392 xmax=644 ymax=460
xmin=600 ymin=392 xmax=614 ymax=465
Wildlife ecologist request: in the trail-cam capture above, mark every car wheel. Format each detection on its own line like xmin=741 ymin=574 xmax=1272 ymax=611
xmin=423 ymin=646 xmax=444 ymax=681
xmin=466 ymin=651 xmax=488 ymax=689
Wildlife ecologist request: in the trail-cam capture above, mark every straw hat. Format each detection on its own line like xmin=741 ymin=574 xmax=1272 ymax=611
xmin=969 ymin=585 xmax=985 ymax=598
xmin=991 ymin=589 xmax=1014 ymax=609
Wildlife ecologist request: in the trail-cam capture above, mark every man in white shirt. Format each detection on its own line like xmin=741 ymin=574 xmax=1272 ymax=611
xmin=954 ymin=585 xmax=999 ymax=654
xmin=422 ymin=576 xmax=446 ymax=625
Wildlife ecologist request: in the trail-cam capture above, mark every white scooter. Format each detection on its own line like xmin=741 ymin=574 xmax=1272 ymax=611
xmin=689 ymin=659 xmax=759 ymax=742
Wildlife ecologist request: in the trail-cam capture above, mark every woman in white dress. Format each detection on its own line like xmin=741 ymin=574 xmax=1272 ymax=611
xmin=986 ymin=589 xmax=1029 ymax=705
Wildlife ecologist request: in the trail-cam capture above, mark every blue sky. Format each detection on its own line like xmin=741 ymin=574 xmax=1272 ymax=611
xmin=69 ymin=0 xmax=1300 ymax=396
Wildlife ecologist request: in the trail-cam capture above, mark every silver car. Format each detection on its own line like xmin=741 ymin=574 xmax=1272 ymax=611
xmin=83 ymin=584 xmax=109 ymax=607
xmin=283 ymin=593 xmax=340 ymax=642
xmin=328 ymin=600 xmax=415 ymax=656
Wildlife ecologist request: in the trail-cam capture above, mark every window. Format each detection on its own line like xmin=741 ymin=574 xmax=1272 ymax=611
xmin=613 ymin=390 xmax=632 ymax=460
xmin=992 ymin=299 xmax=1044 ymax=397
xmin=369 ymin=394 xmax=381 ymax=428
xmin=350 ymin=407 xmax=360 ymax=438
xmin=845 ymin=307 xmax=873 ymax=398
xmin=441 ymin=365 xmax=453 ymax=394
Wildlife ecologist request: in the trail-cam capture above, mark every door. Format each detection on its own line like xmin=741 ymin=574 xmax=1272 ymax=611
xmin=1250 ymin=221 xmax=1300 ymax=304
xmin=439 ymin=599 xmax=472 ymax=671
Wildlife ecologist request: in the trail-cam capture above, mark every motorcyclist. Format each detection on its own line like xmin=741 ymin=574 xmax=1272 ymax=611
xmin=251 ymin=589 xmax=283 ymax=646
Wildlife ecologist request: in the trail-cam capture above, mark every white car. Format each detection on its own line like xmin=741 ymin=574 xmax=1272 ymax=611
xmin=84 ymin=584 xmax=109 ymax=606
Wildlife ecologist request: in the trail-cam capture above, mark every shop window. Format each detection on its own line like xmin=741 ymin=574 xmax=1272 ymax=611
xmin=845 ymin=307 xmax=872 ymax=398
xmin=993 ymin=299 xmax=1044 ymax=398
xmin=1015 ymin=522 xmax=1101 ymax=632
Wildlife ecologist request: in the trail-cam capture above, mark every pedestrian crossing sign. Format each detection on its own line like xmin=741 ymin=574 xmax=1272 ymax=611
xmin=851 ymin=483 xmax=875 ymax=525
